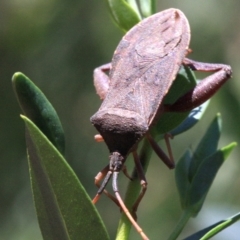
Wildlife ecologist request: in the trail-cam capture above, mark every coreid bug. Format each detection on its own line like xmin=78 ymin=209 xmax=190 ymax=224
xmin=90 ymin=8 xmax=231 ymax=240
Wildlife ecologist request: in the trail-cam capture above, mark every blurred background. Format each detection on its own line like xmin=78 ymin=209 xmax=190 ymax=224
xmin=1 ymin=0 xmax=240 ymax=239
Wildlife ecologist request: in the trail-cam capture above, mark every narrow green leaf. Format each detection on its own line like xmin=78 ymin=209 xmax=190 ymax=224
xmin=12 ymin=72 xmax=65 ymax=154
xmin=183 ymin=212 xmax=240 ymax=240
xmin=221 ymin=142 xmax=237 ymax=159
xmin=126 ymin=0 xmax=141 ymax=18
xmin=187 ymin=142 xmax=236 ymax=216
xmin=139 ymin=0 xmax=154 ymax=17
xmin=183 ymin=221 xmax=225 ymax=240
xmin=22 ymin=115 xmax=109 ymax=240
xmin=175 ymin=150 xmax=192 ymax=209
xmin=201 ymin=212 xmax=240 ymax=240
xmin=189 ymin=114 xmax=222 ymax=181
xmin=107 ymin=0 xmax=141 ymax=32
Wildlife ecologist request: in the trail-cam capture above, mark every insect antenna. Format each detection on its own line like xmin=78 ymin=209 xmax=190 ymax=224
xmin=112 ymin=171 xmax=149 ymax=240
xmin=92 ymin=171 xmax=112 ymax=204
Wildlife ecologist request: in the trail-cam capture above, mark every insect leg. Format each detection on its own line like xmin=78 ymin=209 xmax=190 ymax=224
xmin=94 ymin=134 xmax=104 ymax=142
xmin=93 ymin=63 xmax=112 ymax=100
xmin=112 ymin=171 xmax=149 ymax=240
xmin=146 ymin=133 xmax=175 ymax=169
xmin=131 ymin=151 xmax=148 ymax=217
xmin=122 ymin=165 xmax=133 ymax=181
xmin=92 ymin=165 xmax=119 ymax=206
xmin=167 ymin=58 xmax=232 ymax=112
xmin=164 ymin=133 xmax=174 ymax=164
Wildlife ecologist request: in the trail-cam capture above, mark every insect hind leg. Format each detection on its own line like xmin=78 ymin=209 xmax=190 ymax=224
xmin=167 ymin=58 xmax=232 ymax=112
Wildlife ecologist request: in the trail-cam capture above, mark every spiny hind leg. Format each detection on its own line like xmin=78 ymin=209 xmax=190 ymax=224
xmin=167 ymin=58 xmax=232 ymax=112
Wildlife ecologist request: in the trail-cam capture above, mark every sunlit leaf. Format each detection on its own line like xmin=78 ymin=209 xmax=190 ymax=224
xmin=201 ymin=212 xmax=240 ymax=240
xmin=107 ymin=0 xmax=141 ymax=31
xmin=170 ymin=100 xmax=210 ymax=136
xmin=139 ymin=0 xmax=155 ymax=17
xmin=183 ymin=212 xmax=240 ymax=240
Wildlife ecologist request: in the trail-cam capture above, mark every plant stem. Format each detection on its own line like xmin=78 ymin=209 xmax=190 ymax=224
xmin=167 ymin=209 xmax=192 ymax=240
xmin=116 ymin=139 xmax=152 ymax=239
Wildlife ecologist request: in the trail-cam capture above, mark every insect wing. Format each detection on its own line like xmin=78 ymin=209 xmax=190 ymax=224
xmin=100 ymin=9 xmax=190 ymax=125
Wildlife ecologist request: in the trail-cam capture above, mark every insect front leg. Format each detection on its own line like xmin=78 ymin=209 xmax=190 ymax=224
xmin=166 ymin=58 xmax=232 ymax=112
xmin=93 ymin=63 xmax=112 ymax=100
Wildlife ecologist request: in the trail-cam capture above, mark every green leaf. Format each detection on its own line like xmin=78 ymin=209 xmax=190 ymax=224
xmin=22 ymin=115 xmax=109 ymax=240
xmin=183 ymin=212 xmax=240 ymax=240
xmin=187 ymin=142 xmax=237 ymax=215
xmin=107 ymin=0 xmax=141 ymax=32
xmin=170 ymin=100 xmax=210 ymax=136
xmin=189 ymin=114 xmax=222 ymax=181
xmin=126 ymin=0 xmax=141 ymax=17
xmin=183 ymin=221 xmax=224 ymax=240
xmin=139 ymin=0 xmax=155 ymax=17
xmin=201 ymin=212 xmax=240 ymax=240
xmin=175 ymin=150 xmax=192 ymax=209
xmin=172 ymin=115 xmax=236 ymax=240
xmin=12 ymin=72 xmax=65 ymax=155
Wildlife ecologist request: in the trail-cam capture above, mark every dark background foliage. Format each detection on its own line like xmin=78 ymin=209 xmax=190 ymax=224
xmin=1 ymin=0 xmax=240 ymax=239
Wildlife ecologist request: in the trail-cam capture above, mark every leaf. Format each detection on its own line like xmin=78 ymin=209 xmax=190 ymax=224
xmin=172 ymin=137 xmax=236 ymax=240
xmin=22 ymin=115 xmax=109 ymax=240
xmin=172 ymin=114 xmax=236 ymax=240
xmin=175 ymin=150 xmax=192 ymax=209
xmin=183 ymin=221 xmax=225 ymax=240
xmin=201 ymin=212 xmax=240 ymax=240
xmin=107 ymin=0 xmax=141 ymax=32
xmin=170 ymin=100 xmax=210 ymax=137
xmin=183 ymin=212 xmax=240 ymax=240
xmin=187 ymin=142 xmax=237 ymax=216
xmin=139 ymin=0 xmax=155 ymax=17
xmin=189 ymin=113 xmax=222 ymax=181
xmin=126 ymin=0 xmax=141 ymax=17
xmin=12 ymin=72 xmax=65 ymax=154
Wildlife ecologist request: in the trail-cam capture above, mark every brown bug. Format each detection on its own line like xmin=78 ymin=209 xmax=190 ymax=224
xmin=90 ymin=8 xmax=231 ymax=240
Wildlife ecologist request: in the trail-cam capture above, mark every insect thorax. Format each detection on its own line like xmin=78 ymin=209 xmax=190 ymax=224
xmin=90 ymin=108 xmax=148 ymax=156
